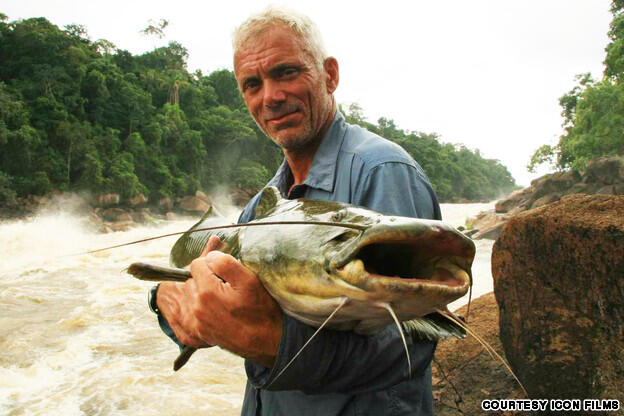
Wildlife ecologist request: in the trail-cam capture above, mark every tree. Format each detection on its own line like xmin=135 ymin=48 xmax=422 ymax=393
xmin=141 ymin=19 xmax=169 ymax=39
xmin=529 ymin=3 xmax=624 ymax=173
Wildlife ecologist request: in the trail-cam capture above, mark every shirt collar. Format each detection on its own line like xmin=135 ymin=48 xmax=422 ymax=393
xmin=268 ymin=111 xmax=347 ymax=196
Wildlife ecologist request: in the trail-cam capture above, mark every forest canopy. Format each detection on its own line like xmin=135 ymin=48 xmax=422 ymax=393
xmin=528 ymin=0 xmax=624 ymax=173
xmin=0 ymin=14 xmax=516 ymax=204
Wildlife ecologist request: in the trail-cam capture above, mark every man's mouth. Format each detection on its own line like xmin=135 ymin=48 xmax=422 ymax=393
xmin=267 ymin=109 xmax=300 ymax=125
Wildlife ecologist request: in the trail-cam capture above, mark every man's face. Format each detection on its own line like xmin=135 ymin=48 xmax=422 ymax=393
xmin=234 ymin=25 xmax=337 ymax=151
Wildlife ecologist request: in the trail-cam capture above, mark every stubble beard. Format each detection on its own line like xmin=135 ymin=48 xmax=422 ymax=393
xmin=272 ymin=122 xmax=317 ymax=152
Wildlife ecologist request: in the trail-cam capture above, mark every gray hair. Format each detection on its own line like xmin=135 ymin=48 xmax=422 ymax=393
xmin=232 ymin=5 xmax=327 ymax=70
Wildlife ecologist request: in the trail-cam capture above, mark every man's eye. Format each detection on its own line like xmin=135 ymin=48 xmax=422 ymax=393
xmin=279 ymin=67 xmax=298 ymax=78
xmin=244 ymin=80 xmax=260 ymax=91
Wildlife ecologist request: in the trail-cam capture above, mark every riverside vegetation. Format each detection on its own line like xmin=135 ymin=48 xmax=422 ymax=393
xmin=0 ymin=12 xmax=516 ymax=212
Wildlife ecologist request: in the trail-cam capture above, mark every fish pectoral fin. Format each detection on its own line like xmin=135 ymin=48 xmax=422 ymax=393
xmin=174 ymin=346 xmax=196 ymax=371
xmin=401 ymin=313 xmax=467 ymax=342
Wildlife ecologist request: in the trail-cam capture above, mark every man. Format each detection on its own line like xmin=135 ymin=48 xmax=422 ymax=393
xmin=153 ymin=6 xmax=441 ymax=415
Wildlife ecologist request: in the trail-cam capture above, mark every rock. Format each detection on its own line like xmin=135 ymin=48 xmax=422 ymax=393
xmin=158 ymin=197 xmax=173 ymax=211
xmin=530 ymin=170 xmax=582 ymax=202
xmin=179 ymin=196 xmax=210 ymax=213
xmin=469 ymin=210 xmax=509 ymax=240
xmin=584 ymin=155 xmax=624 ymax=185
xmin=94 ymin=193 xmax=120 ymax=206
xmin=108 ymin=220 xmax=135 ymax=232
xmin=130 ymin=209 xmax=154 ymax=224
xmin=101 ymin=207 xmax=129 ymax=222
xmin=128 ymin=193 xmax=148 ymax=207
xmin=195 ymin=190 xmax=210 ymax=202
xmin=561 ymin=182 xmax=598 ymax=196
xmin=165 ymin=212 xmax=178 ymax=220
xmin=529 ymin=193 xmax=560 ymax=209
xmin=231 ymin=187 xmax=257 ymax=206
xmin=433 ymin=293 xmax=524 ymax=415
xmin=495 ymin=187 xmax=534 ymax=213
xmin=492 ymin=194 xmax=624 ymax=400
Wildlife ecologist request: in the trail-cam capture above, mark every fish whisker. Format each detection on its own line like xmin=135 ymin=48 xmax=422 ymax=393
xmin=267 ymin=296 xmax=349 ymax=389
xmin=435 ymin=308 xmax=528 ymax=397
xmin=378 ymin=302 xmax=412 ymax=379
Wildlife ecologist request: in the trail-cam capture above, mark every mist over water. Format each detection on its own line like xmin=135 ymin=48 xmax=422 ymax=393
xmin=0 ymin=201 xmax=494 ymax=415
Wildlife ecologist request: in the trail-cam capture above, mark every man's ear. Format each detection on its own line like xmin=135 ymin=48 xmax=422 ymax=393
xmin=324 ymin=57 xmax=339 ymax=94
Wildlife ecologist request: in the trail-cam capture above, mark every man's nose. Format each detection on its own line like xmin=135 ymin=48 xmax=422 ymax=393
xmin=263 ymin=80 xmax=286 ymax=108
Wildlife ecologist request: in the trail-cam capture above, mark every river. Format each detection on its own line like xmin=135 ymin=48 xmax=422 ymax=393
xmin=0 ymin=201 xmax=495 ymax=415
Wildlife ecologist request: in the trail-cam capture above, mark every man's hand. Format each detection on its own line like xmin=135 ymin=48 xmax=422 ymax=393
xmin=156 ymin=236 xmax=283 ymax=368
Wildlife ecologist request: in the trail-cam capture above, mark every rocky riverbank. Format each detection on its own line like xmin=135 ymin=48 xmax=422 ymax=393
xmin=433 ymin=293 xmax=523 ymax=415
xmin=467 ymin=155 xmax=624 ymax=240
xmin=0 ymin=187 xmax=253 ymax=231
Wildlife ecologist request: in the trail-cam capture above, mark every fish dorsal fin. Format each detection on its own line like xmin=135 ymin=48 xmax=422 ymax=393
xmin=198 ymin=206 xmax=214 ymax=222
xmin=253 ymin=186 xmax=282 ymax=219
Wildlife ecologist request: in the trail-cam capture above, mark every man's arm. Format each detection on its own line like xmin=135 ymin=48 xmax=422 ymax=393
xmin=245 ymin=161 xmax=440 ymax=393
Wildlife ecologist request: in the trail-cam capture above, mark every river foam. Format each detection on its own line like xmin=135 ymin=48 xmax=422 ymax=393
xmin=0 ymin=201 xmax=494 ymax=415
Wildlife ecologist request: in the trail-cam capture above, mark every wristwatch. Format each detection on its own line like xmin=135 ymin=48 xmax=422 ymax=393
xmin=148 ymin=283 xmax=161 ymax=314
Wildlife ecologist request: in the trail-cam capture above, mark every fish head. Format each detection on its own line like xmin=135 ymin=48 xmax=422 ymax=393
xmin=242 ymin=187 xmax=474 ymax=333
xmin=326 ymin=213 xmax=474 ymax=327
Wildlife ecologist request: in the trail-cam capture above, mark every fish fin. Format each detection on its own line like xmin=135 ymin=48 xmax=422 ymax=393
xmin=266 ymin=297 xmax=348 ymax=389
xmin=126 ymin=262 xmax=192 ymax=282
xmin=198 ymin=206 xmax=215 ymax=221
xmin=435 ymin=308 xmax=528 ymax=397
xmin=379 ymin=303 xmax=412 ymax=379
xmin=401 ymin=312 xmax=467 ymax=342
xmin=174 ymin=346 xmax=196 ymax=371
xmin=253 ymin=187 xmax=282 ymax=219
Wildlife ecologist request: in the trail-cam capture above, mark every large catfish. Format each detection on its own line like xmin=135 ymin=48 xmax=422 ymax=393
xmin=127 ymin=186 xmax=476 ymax=374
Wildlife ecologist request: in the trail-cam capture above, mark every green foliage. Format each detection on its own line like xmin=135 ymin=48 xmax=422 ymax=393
xmin=0 ymin=16 xmax=516 ymax=205
xmin=527 ymin=144 xmax=556 ymax=173
xmin=231 ymin=160 xmax=271 ymax=190
xmin=0 ymin=16 xmax=280 ymax=203
xmin=0 ymin=171 xmax=16 ymax=202
xmin=341 ymin=105 xmax=517 ymax=201
xmin=530 ymin=5 xmax=624 ymax=173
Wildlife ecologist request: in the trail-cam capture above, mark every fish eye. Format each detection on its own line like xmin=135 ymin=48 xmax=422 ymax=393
xmin=331 ymin=210 xmax=345 ymax=222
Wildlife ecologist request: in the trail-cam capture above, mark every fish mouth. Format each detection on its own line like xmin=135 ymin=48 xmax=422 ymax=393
xmin=353 ymin=241 xmax=469 ymax=287
xmin=329 ymin=221 xmax=474 ymax=299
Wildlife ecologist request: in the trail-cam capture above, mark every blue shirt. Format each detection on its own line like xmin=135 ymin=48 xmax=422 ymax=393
xmin=238 ymin=111 xmax=441 ymax=415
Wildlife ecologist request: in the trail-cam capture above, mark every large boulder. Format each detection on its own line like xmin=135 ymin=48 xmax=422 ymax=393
xmin=179 ymin=196 xmax=211 ymax=213
xmin=468 ymin=210 xmax=510 ymax=240
xmin=128 ymin=193 xmax=148 ymax=207
xmin=100 ymin=207 xmax=132 ymax=222
xmin=492 ymin=194 xmax=624 ymax=401
xmin=94 ymin=193 xmax=120 ymax=206
xmin=584 ymin=155 xmax=624 ymax=185
xmin=158 ymin=196 xmax=174 ymax=211
xmin=495 ymin=187 xmax=534 ymax=214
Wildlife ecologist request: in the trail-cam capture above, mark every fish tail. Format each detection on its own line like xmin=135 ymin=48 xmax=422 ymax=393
xmin=126 ymin=262 xmax=192 ymax=282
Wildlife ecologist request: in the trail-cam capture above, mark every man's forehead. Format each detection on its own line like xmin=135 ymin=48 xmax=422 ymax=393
xmin=234 ymin=25 xmax=309 ymax=74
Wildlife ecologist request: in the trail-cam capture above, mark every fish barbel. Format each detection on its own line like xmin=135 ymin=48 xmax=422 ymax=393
xmin=127 ymin=186 xmax=475 ymax=372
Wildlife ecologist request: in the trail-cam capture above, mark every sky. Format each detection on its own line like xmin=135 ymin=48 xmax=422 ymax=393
xmin=3 ymin=1 xmax=613 ymax=186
